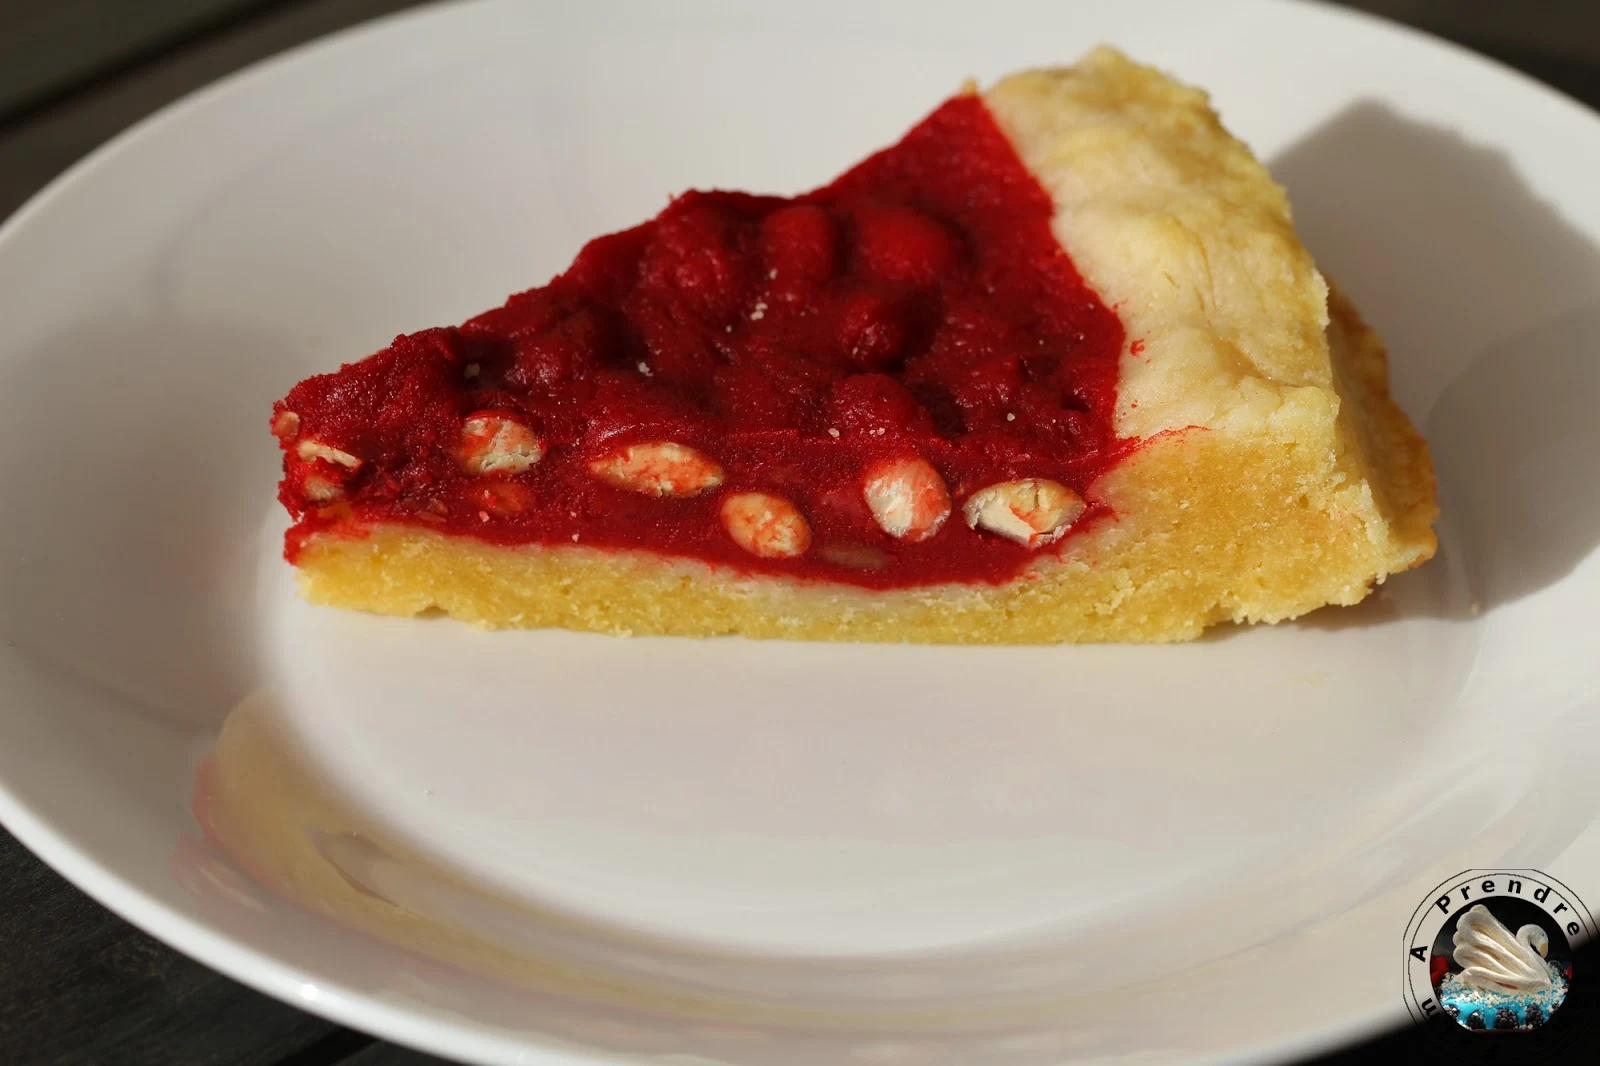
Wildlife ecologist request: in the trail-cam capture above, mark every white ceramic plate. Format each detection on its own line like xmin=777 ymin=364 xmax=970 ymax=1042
xmin=4 ymin=1 xmax=1600 ymax=1063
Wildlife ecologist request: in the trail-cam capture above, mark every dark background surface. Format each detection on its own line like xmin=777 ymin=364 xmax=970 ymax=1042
xmin=2 ymin=1 xmax=1599 ymax=1064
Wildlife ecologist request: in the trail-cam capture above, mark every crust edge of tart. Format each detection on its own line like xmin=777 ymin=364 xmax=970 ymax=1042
xmin=985 ymin=45 xmax=1337 ymax=441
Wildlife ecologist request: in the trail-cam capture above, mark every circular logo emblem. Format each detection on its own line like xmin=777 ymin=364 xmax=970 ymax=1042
xmin=1405 ymin=870 xmax=1591 ymax=1035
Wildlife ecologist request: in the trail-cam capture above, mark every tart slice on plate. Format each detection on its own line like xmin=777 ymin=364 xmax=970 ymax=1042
xmin=271 ymin=47 xmax=1436 ymax=644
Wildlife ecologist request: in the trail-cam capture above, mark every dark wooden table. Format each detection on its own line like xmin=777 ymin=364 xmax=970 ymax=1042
xmin=2 ymin=2 xmax=1598 ymax=1063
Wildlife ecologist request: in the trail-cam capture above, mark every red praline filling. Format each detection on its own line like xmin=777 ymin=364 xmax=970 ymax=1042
xmin=275 ymin=94 xmax=1129 ymax=589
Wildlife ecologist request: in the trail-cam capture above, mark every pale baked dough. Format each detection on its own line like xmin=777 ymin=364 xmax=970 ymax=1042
xmin=292 ymin=47 xmax=1437 ymax=642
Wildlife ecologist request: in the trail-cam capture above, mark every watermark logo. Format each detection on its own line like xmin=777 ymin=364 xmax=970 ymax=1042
xmin=1404 ymin=871 xmax=1591 ymax=1034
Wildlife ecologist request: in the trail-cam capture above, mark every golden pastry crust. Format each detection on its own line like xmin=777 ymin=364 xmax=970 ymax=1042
xmin=987 ymin=45 xmax=1435 ymax=589
xmin=986 ymin=46 xmax=1338 ymax=440
xmin=291 ymin=48 xmax=1436 ymax=643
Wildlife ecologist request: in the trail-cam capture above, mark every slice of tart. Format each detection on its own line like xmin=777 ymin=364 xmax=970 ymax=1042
xmin=272 ymin=47 xmax=1436 ymax=644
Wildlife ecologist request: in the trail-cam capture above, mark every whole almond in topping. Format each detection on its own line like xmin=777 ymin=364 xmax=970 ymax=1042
xmin=459 ymin=412 xmax=543 ymax=475
xmin=963 ymin=478 xmax=1085 ymax=548
xmin=302 ymin=472 xmax=344 ymax=503
xmin=588 ymin=442 xmax=724 ymax=497
xmin=271 ymin=411 xmax=301 ymax=441
xmin=862 ymin=456 xmax=950 ymax=542
xmin=295 ymin=438 xmax=361 ymax=470
xmin=721 ymin=492 xmax=812 ymax=559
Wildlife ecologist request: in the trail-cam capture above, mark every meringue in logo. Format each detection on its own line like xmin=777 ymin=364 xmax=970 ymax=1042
xmin=1404 ymin=870 xmax=1591 ymax=1032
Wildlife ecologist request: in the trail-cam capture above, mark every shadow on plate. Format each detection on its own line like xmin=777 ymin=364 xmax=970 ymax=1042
xmin=0 ymin=314 xmax=298 ymax=729
xmin=1269 ymin=101 xmax=1600 ymax=627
